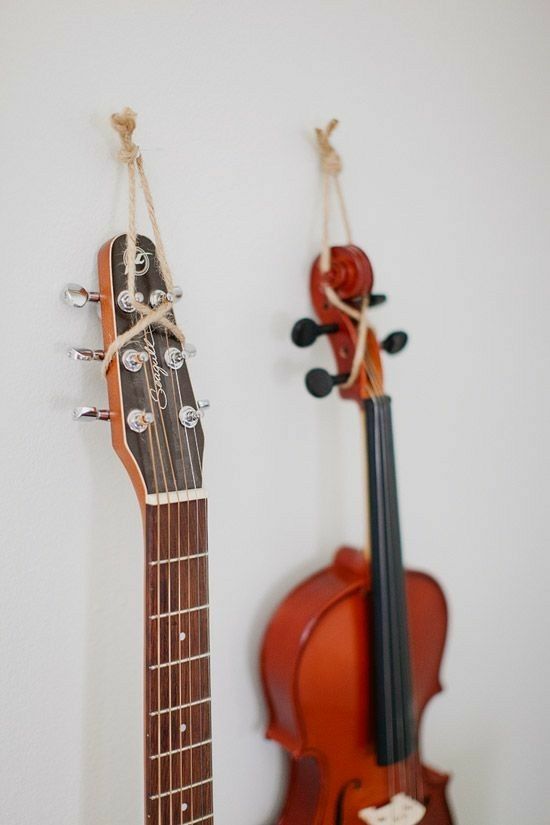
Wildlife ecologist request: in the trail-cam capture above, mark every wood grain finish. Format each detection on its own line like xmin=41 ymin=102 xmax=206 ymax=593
xmin=261 ymin=549 xmax=452 ymax=824
xmin=145 ymin=500 xmax=212 ymax=825
xmin=261 ymin=243 xmax=453 ymax=823
xmin=98 ymin=235 xmax=204 ymax=509
xmin=97 ymin=236 xmax=212 ymax=824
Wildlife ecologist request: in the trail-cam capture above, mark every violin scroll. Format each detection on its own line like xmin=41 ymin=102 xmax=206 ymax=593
xmin=292 ymin=244 xmax=396 ymax=403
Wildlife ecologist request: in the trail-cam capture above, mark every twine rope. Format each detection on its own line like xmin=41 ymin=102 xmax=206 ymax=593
xmin=102 ymin=108 xmax=185 ymax=375
xmin=315 ymin=119 xmax=367 ymax=390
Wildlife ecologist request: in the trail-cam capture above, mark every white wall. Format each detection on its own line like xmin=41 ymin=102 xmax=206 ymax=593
xmin=2 ymin=2 xmax=549 ymax=823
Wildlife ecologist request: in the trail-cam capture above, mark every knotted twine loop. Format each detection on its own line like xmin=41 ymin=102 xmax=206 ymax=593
xmin=315 ymin=119 xmax=367 ymax=390
xmin=102 ymin=107 xmax=185 ymax=375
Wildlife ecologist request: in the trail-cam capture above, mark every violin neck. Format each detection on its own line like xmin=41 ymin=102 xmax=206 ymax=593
xmin=144 ymin=498 xmax=213 ymax=823
xmin=365 ymin=396 xmax=415 ymax=766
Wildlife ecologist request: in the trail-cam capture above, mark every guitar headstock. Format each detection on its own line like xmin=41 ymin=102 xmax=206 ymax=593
xmin=66 ymin=235 xmax=206 ymax=510
xmin=291 ymin=244 xmax=408 ymax=404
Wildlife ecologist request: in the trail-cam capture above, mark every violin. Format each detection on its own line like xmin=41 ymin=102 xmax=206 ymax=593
xmin=261 ymin=246 xmax=454 ymax=824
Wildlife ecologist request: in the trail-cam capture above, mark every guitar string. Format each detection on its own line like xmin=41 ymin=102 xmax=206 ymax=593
xmin=140 ymin=344 xmax=188 ymax=824
xmin=140 ymin=354 xmax=173 ymax=824
xmin=140 ymin=318 xmax=205 ymax=824
xmin=117 ymin=306 xmax=163 ymax=824
xmin=110 ymin=109 xmax=191 ymax=823
xmin=139 ymin=362 xmax=162 ymax=824
xmin=173 ymin=372 xmax=208 ymax=821
xmin=191 ymin=409 xmax=209 ymax=820
xmin=143 ymin=344 xmax=189 ymax=823
xmin=163 ymin=329 xmax=197 ymax=824
xmin=159 ymin=328 xmax=209 ymax=822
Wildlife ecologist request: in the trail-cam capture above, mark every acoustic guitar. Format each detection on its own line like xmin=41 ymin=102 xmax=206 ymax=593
xmin=66 ymin=234 xmax=213 ymax=825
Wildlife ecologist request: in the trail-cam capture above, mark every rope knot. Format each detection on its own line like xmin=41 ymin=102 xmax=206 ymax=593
xmin=111 ymin=107 xmax=140 ymax=164
xmin=316 ymin=118 xmax=342 ymax=176
xmin=118 ymin=144 xmax=140 ymax=164
xmin=102 ymin=108 xmax=185 ymax=376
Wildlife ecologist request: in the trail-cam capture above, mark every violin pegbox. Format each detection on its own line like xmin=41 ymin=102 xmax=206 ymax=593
xmin=292 ymin=244 xmax=389 ymax=403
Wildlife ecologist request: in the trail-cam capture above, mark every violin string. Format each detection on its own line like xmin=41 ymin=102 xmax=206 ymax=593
xmin=369 ymin=388 xmax=397 ymax=818
xmin=366 ymin=359 xmax=399 ymax=819
xmin=382 ymin=393 xmax=408 ymax=805
xmin=316 ymin=119 xmax=409 ymax=818
xmin=366 ymin=355 xmax=423 ymax=811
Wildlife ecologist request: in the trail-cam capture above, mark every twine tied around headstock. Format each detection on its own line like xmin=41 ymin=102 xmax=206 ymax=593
xmin=315 ymin=119 xmax=368 ymax=390
xmin=102 ymin=108 xmax=186 ymax=375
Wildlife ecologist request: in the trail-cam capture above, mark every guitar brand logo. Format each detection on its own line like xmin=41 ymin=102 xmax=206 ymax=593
xmin=123 ymin=246 xmax=152 ymax=276
xmin=144 ymin=329 xmax=168 ymax=410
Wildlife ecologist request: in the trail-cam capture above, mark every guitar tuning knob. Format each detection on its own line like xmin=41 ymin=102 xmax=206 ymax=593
xmin=73 ymin=406 xmax=111 ymax=421
xmin=63 ymin=284 xmax=100 ymax=307
xmin=381 ymin=331 xmax=408 ymax=354
xmin=291 ymin=318 xmax=339 ymax=348
xmin=305 ymin=368 xmax=349 ymax=398
xmin=369 ymin=293 xmax=387 ymax=307
xmin=67 ymin=348 xmax=105 ymax=362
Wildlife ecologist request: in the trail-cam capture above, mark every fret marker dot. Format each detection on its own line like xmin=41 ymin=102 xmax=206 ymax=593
xmin=182 ymin=803 xmax=188 ymax=812
xmin=179 ymin=632 xmax=186 ymax=641
xmin=180 ymin=723 xmax=187 ymax=733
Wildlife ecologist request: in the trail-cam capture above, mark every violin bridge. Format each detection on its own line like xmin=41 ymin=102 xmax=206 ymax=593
xmin=358 ymin=793 xmax=426 ymax=825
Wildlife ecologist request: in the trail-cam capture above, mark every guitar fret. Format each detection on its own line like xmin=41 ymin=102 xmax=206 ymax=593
xmin=149 ymin=777 xmax=212 ymax=801
xmin=149 ymin=653 xmax=210 ymax=670
xmin=150 ymin=552 xmax=208 ymax=566
xmin=151 ymin=739 xmax=213 ymax=760
xmin=150 ymin=605 xmax=209 ymax=620
xmin=145 ymin=500 xmax=212 ymax=819
xmin=150 ymin=698 xmax=211 ymax=717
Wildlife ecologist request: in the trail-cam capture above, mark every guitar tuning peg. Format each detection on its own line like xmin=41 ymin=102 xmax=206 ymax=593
xmin=291 ymin=318 xmax=339 ymax=348
xmin=381 ymin=331 xmax=408 ymax=354
xmin=305 ymin=368 xmax=349 ymax=398
xmin=63 ymin=284 xmax=100 ymax=307
xmin=67 ymin=348 xmax=105 ymax=362
xmin=73 ymin=406 xmax=111 ymax=421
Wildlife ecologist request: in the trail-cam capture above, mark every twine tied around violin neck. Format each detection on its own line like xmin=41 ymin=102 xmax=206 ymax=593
xmin=315 ymin=119 xmax=367 ymax=391
xmin=102 ymin=107 xmax=185 ymax=375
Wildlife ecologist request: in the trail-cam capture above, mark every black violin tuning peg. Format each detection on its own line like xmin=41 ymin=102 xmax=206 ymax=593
xmin=305 ymin=368 xmax=349 ymax=398
xmin=291 ymin=318 xmax=339 ymax=348
xmin=381 ymin=331 xmax=408 ymax=355
xmin=369 ymin=293 xmax=387 ymax=307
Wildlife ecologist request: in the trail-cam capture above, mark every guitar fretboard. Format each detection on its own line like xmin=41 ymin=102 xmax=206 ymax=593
xmin=145 ymin=499 xmax=213 ymax=825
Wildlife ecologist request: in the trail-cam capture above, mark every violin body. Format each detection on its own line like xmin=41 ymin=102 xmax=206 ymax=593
xmin=262 ymin=548 xmax=452 ymax=824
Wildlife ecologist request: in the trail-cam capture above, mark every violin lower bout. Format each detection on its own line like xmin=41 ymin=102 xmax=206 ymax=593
xmin=261 ymin=548 xmax=453 ymax=825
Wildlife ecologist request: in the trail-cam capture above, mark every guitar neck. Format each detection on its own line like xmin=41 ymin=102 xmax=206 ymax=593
xmin=144 ymin=497 xmax=213 ymax=824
